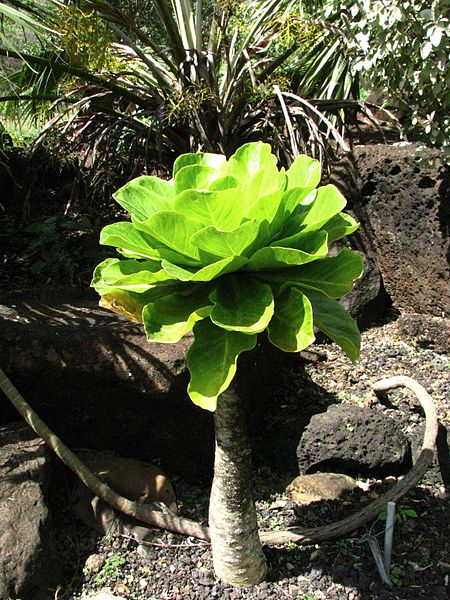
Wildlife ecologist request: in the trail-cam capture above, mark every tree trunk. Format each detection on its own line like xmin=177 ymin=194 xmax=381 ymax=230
xmin=208 ymin=385 xmax=268 ymax=586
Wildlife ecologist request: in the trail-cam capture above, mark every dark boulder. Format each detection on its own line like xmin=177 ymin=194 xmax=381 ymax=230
xmin=296 ymin=403 xmax=411 ymax=477
xmin=331 ymin=143 xmax=450 ymax=318
xmin=0 ymin=423 xmax=61 ymax=600
xmin=339 ymin=253 xmax=390 ymax=329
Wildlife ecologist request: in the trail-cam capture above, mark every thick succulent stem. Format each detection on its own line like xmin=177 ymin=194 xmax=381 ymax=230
xmin=209 ymin=386 xmax=268 ymax=586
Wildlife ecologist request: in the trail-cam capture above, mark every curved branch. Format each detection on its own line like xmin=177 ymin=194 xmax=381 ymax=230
xmin=0 ymin=368 xmax=209 ymax=541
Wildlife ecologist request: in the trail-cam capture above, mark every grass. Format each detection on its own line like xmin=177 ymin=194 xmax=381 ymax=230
xmin=0 ymin=115 xmax=43 ymax=147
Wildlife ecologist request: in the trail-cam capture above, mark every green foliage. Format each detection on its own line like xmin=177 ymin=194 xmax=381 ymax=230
xmin=19 ymin=214 xmax=103 ymax=281
xmin=92 ymin=142 xmax=362 ymax=410
xmin=324 ymin=0 xmax=450 ymax=149
xmin=0 ymin=0 xmax=363 ymax=174
xmin=389 ymin=562 xmax=406 ymax=586
xmin=93 ymin=550 xmax=125 ymax=585
xmin=379 ymin=505 xmax=418 ymax=524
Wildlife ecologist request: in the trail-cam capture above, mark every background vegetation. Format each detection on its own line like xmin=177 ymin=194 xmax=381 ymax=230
xmin=0 ymin=0 xmax=448 ymax=286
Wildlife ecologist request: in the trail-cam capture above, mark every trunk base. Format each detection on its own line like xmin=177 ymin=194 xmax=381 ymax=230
xmin=209 ymin=386 xmax=268 ymax=586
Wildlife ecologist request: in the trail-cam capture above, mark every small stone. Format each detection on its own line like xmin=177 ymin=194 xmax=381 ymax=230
xmin=258 ymin=581 xmax=268 ymax=590
xmin=139 ymin=578 xmax=148 ymax=589
xmin=84 ymin=554 xmax=105 ymax=572
xmin=286 ymin=473 xmax=358 ymax=504
xmin=137 ymin=544 xmax=152 ymax=558
xmin=113 ymin=582 xmax=130 ymax=596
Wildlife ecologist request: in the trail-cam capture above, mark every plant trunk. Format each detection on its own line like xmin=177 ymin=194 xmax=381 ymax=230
xmin=208 ymin=385 xmax=268 ymax=586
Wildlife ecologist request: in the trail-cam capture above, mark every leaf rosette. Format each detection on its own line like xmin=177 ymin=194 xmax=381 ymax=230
xmin=92 ymin=142 xmax=363 ymax=410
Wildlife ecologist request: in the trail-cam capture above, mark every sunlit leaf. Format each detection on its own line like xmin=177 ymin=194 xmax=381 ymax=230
xmin=98 ymin=257 xmax=171 ymax=291
xmin=286 ymin=155 xmax=321 ymax=189
xmin=174 ymin=188 xmax=245 ymax=230
xmin=114 ymin=176 xmax=174 ymax=221
xmin=191 ymin=220 xmax=260 ymax=259
xmin=161 ymin=255 xmax=248 ymax=281
xmin=173 ymin=151 xmax=227 ymax=177
xmin=320 ymin=212 xmax=359 ymax=243
xmin=174 ymin=165 xmax=224 ymax=194
xmin=246 ymin=232 xmax=328 ymax=271
xmin=134 ymin=210 xmax=202 ymax=261
xmin=187 ymin=319 xmax=257 ymax=411
xmin=228 ymin=142 xmax=283 ymax=198
xmin=100 ymin=222 xmax=161 ymax=260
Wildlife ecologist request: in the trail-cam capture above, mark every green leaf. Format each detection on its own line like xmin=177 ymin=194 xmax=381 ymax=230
xmin=134 ymin=210 xmax=202 ymax=261
xmin=114 ymin=176 xmax=174 ymax=221
xmin=174 ymin=165 xmax=223 ymax=194
xmin=227 ymin=142 xmax=275 ymax=181
xmin=245 ymin=190 xmax=284 ymax=224
xmin=187 ymin=319 xmax=257 ymax=411
xmin=161 ymin=255 xmax=248 ymax=282
xmin=281 ymin=185 xmax=347 ymax=240
xmin=304 ymin=289 xmax=360 ymax=362
xmin=98 ymin=258 xmax=171 ymax=292
xmin=298 ymin=184 xmax=348 ymax=230
xmin=286 ymin=155 xmax=321 ymax=189
xmin=320 ymin=213 xmax=359 ymax=243
xmin=174 ymin=188 xmax=245 ymax=230
xmin=191 ymin=220 xmax=260 ymax=259
xmin=143 ymin=286 xmax=212 ymax=342
xmin=245 ymin=233 xmax=328 ymax=271
xmin=100 ymin=222 xmax=161 ymax=260
xmin=93 ymin=284 xmax=187 ymax=322
xmin=173 ymin=152 xmax=227 ymax=177
xmin=282 ymin=249 xmax=364 ymax=298
xmin=209 ymin=176 xmax=240 ymax=191
xmin=271 ymin=230 xmax=328 ymax=252
xmin=228 ymin=142 xmax=284 ymax=197
xmin=210 ymin=276 xmax=274 ymax=333
xmin=268 ymin=288 xmax=315 ymax=352
xmin=242 ymin=168 xmax=285 ymax=207
xmin=279 ymin=187 xmax=317 ymax=215
xmin=269 ymin=187 xmax=316 ymax=238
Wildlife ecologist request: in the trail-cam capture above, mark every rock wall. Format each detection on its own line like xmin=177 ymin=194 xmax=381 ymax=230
xmin=332 ymin=143 xmax=449 ymax=318
xmin=0 ymin=424 xmax=61 ymax=599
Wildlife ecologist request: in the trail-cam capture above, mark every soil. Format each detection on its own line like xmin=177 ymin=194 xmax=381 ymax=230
xmin=46 ymin=319 xmax=449 ymax=600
